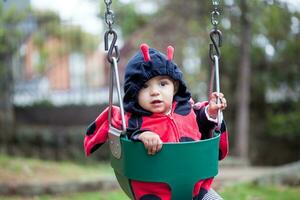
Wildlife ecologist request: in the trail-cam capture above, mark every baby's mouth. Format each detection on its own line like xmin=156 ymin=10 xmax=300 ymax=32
xmin=151 ymin=100 xmax=162 ymax=104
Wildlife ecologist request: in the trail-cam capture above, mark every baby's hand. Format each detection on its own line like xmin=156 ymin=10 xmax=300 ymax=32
xmin=138 ymin=131 xmax=163 ymax=155
xmin=207 ymin=92 xmax=227 ymax=119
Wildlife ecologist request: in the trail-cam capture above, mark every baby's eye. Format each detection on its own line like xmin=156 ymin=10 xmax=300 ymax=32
xmin=160 ymin=81 xmax=168 ymax=86
xmin=142 ymin=84 xmax=149 ymax=89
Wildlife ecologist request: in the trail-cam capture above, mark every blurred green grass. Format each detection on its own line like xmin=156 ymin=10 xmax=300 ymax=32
xmin=0 ymin=154 xmax=113 ymax=185
xmin=1 ymin=184 xmax=299 ymax=200
xmin=221 ymin=183 xmax=300 ymax=200
xmin=0 ymin=191 xmax=128 ymax=200
xmin=0 ymin=154 xmax=299 ymax=199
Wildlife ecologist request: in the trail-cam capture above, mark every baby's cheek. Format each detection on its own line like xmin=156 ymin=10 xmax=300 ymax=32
xmin=164 ymin=101 xmax=170 ymax=108
xmin=164 ymin=101 xmax=172 ymax=112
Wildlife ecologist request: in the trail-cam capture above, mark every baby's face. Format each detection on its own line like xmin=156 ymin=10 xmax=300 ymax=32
xmin=138 ymin=76 xmax=177 ymax=114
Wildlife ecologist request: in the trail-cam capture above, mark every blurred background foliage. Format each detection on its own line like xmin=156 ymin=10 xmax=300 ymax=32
xmin=0 ymin=0 xmax=299 ymax=166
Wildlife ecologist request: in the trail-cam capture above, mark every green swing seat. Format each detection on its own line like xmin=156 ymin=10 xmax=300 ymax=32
xmin=110 ymin=132 xmax=220 ymax=200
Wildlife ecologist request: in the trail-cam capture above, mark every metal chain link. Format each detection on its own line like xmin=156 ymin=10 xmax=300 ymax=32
xmin=211 ymin=0 xmax=221 ymax=28
xmin=104 ymin=0 xmax=115 ymax=30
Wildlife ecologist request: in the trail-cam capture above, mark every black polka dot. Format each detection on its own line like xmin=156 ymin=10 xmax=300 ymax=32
xmin=193 ymin=188 xmax=208 ymax=200
xmin=220 ymin=121 xmax=226 ymax=132
xmin=140 ymin=194 xmax=161 ymax=200
xmin=179 ymin=137 xmax=195 ymax=142
xmin=86 ymin=122 xmax=96 ymax=135
xmin=90 ymin=143 xmax=103 ymax=154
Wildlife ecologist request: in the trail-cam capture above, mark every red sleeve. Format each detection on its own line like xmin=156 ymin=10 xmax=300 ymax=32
xmin=84 ymin=106 xmax=123 ymax=156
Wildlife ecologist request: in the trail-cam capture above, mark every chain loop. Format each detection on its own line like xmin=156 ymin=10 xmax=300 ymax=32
xmin=212 ymin=0 xmax=220 ymax=6
xmin=104 ymin=0 xmax=112 ymax=5
xmin=105 ymin=10 xmax=115 ymax=28
xmin=211 ymin=10 xmax=220 ymax=26
xmin=211 ymin=0 xmax=220 ymax=29
xmin=104 ymin=0 xmax=115 ymax=30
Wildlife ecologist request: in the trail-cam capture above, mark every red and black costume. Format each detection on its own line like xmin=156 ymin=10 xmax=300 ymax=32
xmin=84 ymin=44 xmax=229 ymax=200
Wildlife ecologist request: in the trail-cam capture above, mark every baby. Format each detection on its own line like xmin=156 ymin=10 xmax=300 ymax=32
xmin=84 ymin=43 xmax=228 ymax=200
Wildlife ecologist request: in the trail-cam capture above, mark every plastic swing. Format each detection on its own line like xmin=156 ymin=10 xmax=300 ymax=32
xmin=103 ymin=1 xmax=223 ymax=199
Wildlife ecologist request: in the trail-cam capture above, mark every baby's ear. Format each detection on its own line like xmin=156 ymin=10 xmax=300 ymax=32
xmin=173 ymin=81 xmax=179 ymax=94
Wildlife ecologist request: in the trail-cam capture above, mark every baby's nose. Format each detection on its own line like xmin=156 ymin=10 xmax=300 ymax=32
xmin=150 ymin=87 xmax=160 ymax=96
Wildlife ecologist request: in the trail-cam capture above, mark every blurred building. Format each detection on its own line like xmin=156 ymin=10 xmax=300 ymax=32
xmin=6 ymin=0 xmax=108 ymax=106
xmin=22 ymin=36 xmax=105 ymax=90
xmin=13 ymin=34 xmax=106 ymax=106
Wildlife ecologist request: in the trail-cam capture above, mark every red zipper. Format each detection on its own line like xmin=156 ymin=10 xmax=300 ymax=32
xmin=167 ymin=114 xmax=180 ymax=142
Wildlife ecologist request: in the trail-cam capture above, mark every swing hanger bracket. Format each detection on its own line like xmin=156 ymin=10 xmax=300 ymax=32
xmin=104 ymin=29 xmax=120 ymax=63
xmin=209 ymin=29 xmax=222 ymax=62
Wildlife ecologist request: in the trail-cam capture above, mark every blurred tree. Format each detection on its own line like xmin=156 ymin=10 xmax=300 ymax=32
xmin=234 ymin=0 xmax=252 ymax=160
xmin=0 ymin=5 xmax=99 ymax=152
xmin=113 ymin=1 xmax=151 ymax=39
xmin=0 ymin=3 xmax=24 ymax=152
xmin=251 ymin=2 xmax=300 ymax=164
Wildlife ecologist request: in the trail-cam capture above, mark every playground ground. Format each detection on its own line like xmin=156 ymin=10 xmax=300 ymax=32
xmin=0 ymin=155 xmax=299 ymax=199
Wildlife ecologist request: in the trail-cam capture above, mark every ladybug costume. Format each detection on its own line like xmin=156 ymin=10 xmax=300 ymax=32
xmin=84 ymin=44 xmax=228 ymax=200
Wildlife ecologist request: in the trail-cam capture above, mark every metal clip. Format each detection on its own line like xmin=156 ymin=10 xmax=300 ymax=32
xmin=209 ymin=29 xmax=222 ymax=62
xmin=104 ymin=30 xmax=120 ymax=64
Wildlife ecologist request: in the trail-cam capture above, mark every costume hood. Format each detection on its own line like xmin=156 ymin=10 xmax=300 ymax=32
xmin=123 ymin=43 xmax=191 ymax=115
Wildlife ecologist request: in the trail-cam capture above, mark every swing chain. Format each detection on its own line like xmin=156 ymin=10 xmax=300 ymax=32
xmin=209 ymin=0 xmax=223 ymax=131
xmin=104 ymin=0 xmax=114 ymax=30
xmin=209 ymin=0 xmax=222 ymax=62
xmin=211 ymin=0 xmax=221 ymax=27
xmin=104 ymin=0 xmax=120 ymax=63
